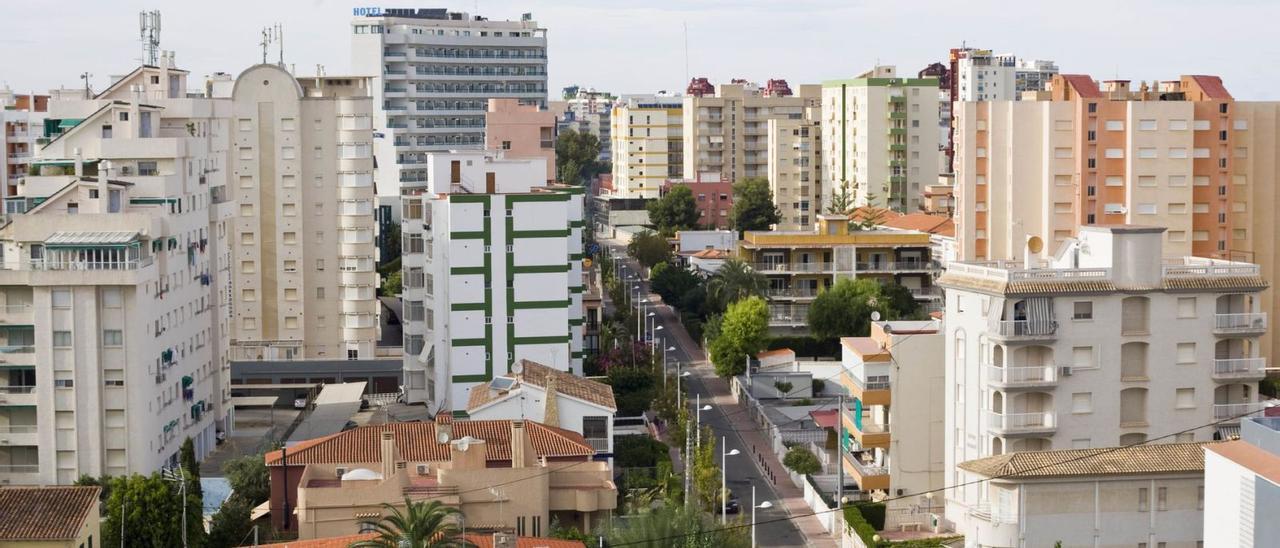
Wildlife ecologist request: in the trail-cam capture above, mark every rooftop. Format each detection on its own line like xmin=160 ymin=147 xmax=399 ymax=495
xmin=959 ymin=442 xmax=1212 ymax=480
xmin=467 ymin=359 xmax=616 ymax=412
xmin=881 ymin=213 xmax=955 ymax=238
xmin=250 ymin=533 xmax=584 ymax=548
xmin=1206 ymin=440 xmax=1280 ymax=487
xmin=0 ymin=486 xmax=100 ymax=541
xmin=840 ymin=337 xmax=891 ymax=362
xmin=940 ymin=256 xmax=1266 ymax=295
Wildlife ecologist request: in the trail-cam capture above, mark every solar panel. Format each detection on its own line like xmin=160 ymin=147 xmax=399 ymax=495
xmin=490 ymin=377 xmax=516 ymax=391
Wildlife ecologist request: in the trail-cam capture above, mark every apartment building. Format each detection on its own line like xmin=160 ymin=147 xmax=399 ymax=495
xmin=1203 ymin=416 xmax=1280 ymax=546
xmin=350 ymin=8 xmax=547 ymax=202
xmin=222 ymin=65 xmax=380 ymax=361
xmin=682 ymin=79 xmax=820 ymax=185
xmin=0 ymin=54 xmax=232 ymax=483
xmin=766 ymin=106 xmax=822 ymax=230
xmin=822 ymin=66 xmax=940 ymax=212
xmin=838 ymin=321 xmax=944 ymax=513
xmin=557 ymin=86 xmax=614 ymax=163
xmin=399 ymin=151 xmax=584 ymax=410
xmin=951 ymin=72 xmax=1280 ymax=357
xmin=0 ymin=89 xmax=47 ymax=201
xmin=737 ymin=215 xmax=941 ymax=332
xmin=484 ymin=98 xmax=555 ymax=184
xmin=940 ymin=226 xmax=1274 ymax=501
xmin=949 ymin=442 xmax=1208 ymax=547
xmin=660 ymin=174 xmax=733 ymax=229
xmin=609 ymin=94 xmax=682 ymax=199
xmin=466 ymin=359 xmax=617 ymax=457
xmin=949 ymin=48 xmax=1059 ymax=102
xmin=268 ymin=419 xmax=616 ymax=536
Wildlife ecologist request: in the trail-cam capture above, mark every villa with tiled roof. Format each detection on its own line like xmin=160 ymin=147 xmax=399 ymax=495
xmin=466 ymin=359 xmax=617 ymax=457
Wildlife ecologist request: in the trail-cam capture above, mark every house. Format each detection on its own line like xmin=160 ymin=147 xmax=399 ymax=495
xmin=1203 ymin=416 xmax=1280 ymax=545
xmin=0 ymin=486 xmax=101 ymax=547
xmin=267 ymin=418 xmax=615 ymax=537
xmin=467 ymin=359 xmax=617 ymax=456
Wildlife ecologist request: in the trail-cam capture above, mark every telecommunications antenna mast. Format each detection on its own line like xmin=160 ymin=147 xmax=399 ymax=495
xmin=139 ymin=10 xmax=161 ymax=66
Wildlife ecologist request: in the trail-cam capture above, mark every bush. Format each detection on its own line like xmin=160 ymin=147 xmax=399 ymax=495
xmin=773 ymin=381 xmax=794 ymax=396
xmin=856 ymin=502 xmax=887 ymax=530
xmin=844 ymin=505 xmax=878 ymax=546
xmin=782 ymin=446 xmax=821 ymax=475
xmin=792 ymin=398 xmax=813 ymax=406
xmin=615 ymin=435 xmax=670 ymax=469
xmin=766 ymin=336 xmax=840 ymax=358
xmin=811 ymin=378 xmax=826 ymax=394
xmin=606 ymin=366 xmax=656 ymax=417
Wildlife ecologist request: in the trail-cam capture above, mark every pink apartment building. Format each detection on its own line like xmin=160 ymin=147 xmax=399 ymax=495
xmin=485 ymin=98 xmax=557 ymax=183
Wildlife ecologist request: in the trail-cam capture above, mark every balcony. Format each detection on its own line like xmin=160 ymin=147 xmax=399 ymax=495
xmin=843 ymin=374 xmax=891 ymax=406
xmin=887 ymin=143 xmax=906 ymax=152
xmin=768 ymin=309 xmax=809 ymax=327
xmin=985 ymin=365 xmax=1059 ymax=389
xmin=750 ymin=262 xmax=833 ymax=274
xmin=989 ymin=320 xmax=1058 ymax=343
xmin=1213 ymin=401 xmax=1280 ymax=422
xmin=908 ymin=286 xmax=943 ymax=299
xmin=1212 ymin=358 xmax=1267 ymax=381
xmin=888 ymin=111 xmax=907 ymax=120
xmin=0 ymin=304 xmax=32 ymax=325
xmin=842 ymin=410 xmax=891 ymax=449
xmin=986 ymin=411 xmax=1056 ymax=435
xmin=586 ymin=438 xmax=610 ymax=453
xmin=1214 ymin=313 xmax=1267 ymax=336
xmin=855 ymin=260 xmax=940 ymax=273
xmin=0 ymin=387 xmax=37 ymax=406
xmin=842 ymin=451 xmax=890 ymax=491
xmin=766 ymin=287 xmax=818 ymax=299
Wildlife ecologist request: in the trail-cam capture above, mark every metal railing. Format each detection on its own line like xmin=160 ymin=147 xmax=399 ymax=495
xmin=0 ymin=425 xmax=36 ymax=434
xmin=0 ymin=304 xmax=31 ymax=314
xmin=1214 ymin=313 xmax=1267 ymax=332
xmin=30 ymin=257 xmax=153 ymax=271
xmin=845 ymin=453 xmax=888 ymax=478
xmin=0 ymin=464 xmax=38 ymax=474
xmin=986 ymin=411 xmax=1056 ymax=432
xmin=586 ymin=438 xmax=610 ymax=453
xmin=0 ymin=386 xmax=35 ymax=394
xmin=750 ymin=262 xmax=832 ymax=273
xmin=0 ymin=345 xmax=34 ymax=354
xmin=985 ymin=364 xmax=1058 ymax=386
xmin=766 ymin=287 xmax=818 ymax=298
xmin=992 ymin=320 xmax=1057 ymax=338
xmin=1213 ymin=401 xmax=1279 ymax=420
xmin=857 ymin=260 xmax=940 ymax=272
xmin=1213 ymin=358 xmax=1266 ymax=378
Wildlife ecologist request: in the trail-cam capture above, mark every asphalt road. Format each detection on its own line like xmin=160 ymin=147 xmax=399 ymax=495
xmin=612 ymin=250 xmax=807 ymax=547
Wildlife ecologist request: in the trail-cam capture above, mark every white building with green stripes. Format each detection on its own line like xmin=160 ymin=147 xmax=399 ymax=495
xmin=400 ymin=151 xmax=584 ymax=410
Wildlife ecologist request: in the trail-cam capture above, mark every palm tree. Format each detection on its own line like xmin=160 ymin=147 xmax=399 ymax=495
xmin=350 ymin=498 xmax=472 ymax=548
xmin=706 ymin=259 xmax=768 ymax=313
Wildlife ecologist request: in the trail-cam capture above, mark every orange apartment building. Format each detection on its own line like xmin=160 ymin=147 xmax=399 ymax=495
xmin=954 ymin=73 xmax=1280 ymax=356
xmin=1 ymin=91 xmax=49 ymax=201
xmin=484 ymin=98 xmax=557 ymax=184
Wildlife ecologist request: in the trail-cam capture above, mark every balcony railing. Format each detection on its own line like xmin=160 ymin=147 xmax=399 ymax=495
xmin=0 ymin=464 xmax=38 ymax=474
xmin=31 ymin=257 xmax=153 ymax=271
xmin=991 ymin=320 xmax=1057 ymax=340
xmin=766 ymin=287 xmax=818 ymax=299
xmin=856 ymin=260 xmax=940 ymax=272
xmin=1213 ymin=358 xmax=1266 ymax=380
xmin=985 ymin=365 xmax=1058 ymax=388
xmin=1214 ymin=313 xmax=1267 ymax=334
xmin=586 ymin=438 xmax=609 ymax=453
xmin=768 ymin=310 xmax=809 ymax=325
xmin=845 ymin=453 xmax=888 ymax=478
xmin=968 ymin=502 xmax=1018 ymax=524
xmin=0 ymin=385 xmax=35 ymax=394
xmin=0 ymin=425 xmax=36 ymax=434
xmin=0 ymin=345 xmax=34 ymax=354
xmin=851 ymin=376 xmax=891 ymax=391
xmin=750 ymin=262 xmax=832 ymax=273
xmin=1213 ymin=401 xmax=1279 ymax=421
xmin=986 ymin=411 xmax=1056 ymax=434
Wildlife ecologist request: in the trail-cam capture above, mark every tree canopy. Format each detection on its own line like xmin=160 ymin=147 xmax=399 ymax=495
xmin=627 ymin=230 xmax=673 ymax=269
xmin=555 ymin=129 xmax=604 ymax=185
xmin=826 ymin=180 xmax=856 ymax=216
xmin=647 ymin=185 xmax=701 ymax=236
xmin=728 ymin=177 xmax=781 ymax=231
xmin=102 ymin=472 xmax=206 ymax=548
xmin=807 ymin=278 xmax=922 ymax=340
xmin=706 ymin=259 xmax=768 ymax=314
xmin=709 ymin=296 xmax=769 ymax=377
xmin=783 ymin=446 xmax=822 ymax=476
xmin=222 ymin=452 xmax=271 ymax=506
xmin=350 ymin=498 xmax=469 ymax=548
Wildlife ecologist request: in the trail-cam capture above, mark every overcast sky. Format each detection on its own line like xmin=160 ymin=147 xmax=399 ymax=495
xmin=2 ymin=0 xmax=1278 ymax=100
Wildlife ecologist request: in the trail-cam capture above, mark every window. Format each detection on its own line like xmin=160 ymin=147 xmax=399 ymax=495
xmin=1169 ymin=175 xmax=1187 ymax=187
xmin=1169 ymin=119 xmax=1188 ymax=131
xmin=1138 ymin=119 xmax=1157 ymax=131
xmin=1193 ymin=120 xmax=1211 ymax=130
xmin=53 ymin=331 xmax=72 ymax=347
xmin=55 ymin=379 xmax=74 ymax=388
xmin=103 ymin=330 xmax=123 ymax=347
xmin=1105 ymin=120 xmax=1124 ymax=131
xmin=1175 ymin=388 xmax=1195 ymax=409
xmin=52 ymin=289 xmax=72 ymax=308
xmin=1072 ymin=392 xmax=1092 ymax=414
xmin=1176 ymin=342 xmax=1196 ymax=364
xmin=1177 ymin=432 xmax=1195 ymax=443
xmin=582 ymin=416 xmax=608 ymax=441
xmin=1169 ymin=230 xmax=1187 ymax=242
xmin=1138 ymin=488 xmax=1150 ymax=512
xmin=1137 ymin=148 xmax=1156 ymax=159
xmin=1169 ymin=203 xmax=1188 ymax=214
xmin=1234 ymin=119 xmax=1248 ymax=130
xmin=1177 ymin=297 xmax=1196 ymax=318
xmin=283 ymin=260 xmax=298 ymax=273
xmin=1168 ymin=147 xmax=1188 ymax=159
xmin=242 ymin=289 xmax=256 ymax=302
xmin=1053 ymin=202 xmax=1072 ymax=214
xmin=284 ymin=316 xmax=299 ymax=329
xmin=358 ymin=521 xmax=377 ymax=534
xmin=1194 ymin=148 xmax=1211 ymax=158
xmin=317 ymin=287 xmax=325 ymax=300
xmin=1053 ymin=175 xmax=1071 ymax=186
xmin=1156 ymin=487 xmax=1168 ymax=511
xmin=1054 ymin=147 xmax=1072 ymax=159
xmin=240 ymin=232 xmax=255 ymax=245
xmin=1072 ymin=301 xmax=1093 ymax=320
xmin=1136 ymin=203 xmax=1156 ymax=215
xmin=102 ymin=288 xmax=123 ymax=308
xmin=1105 ymin=176 xmax=1123 ymax=186
xmin=285 ymin=288 xmax=298 ymax=301
xmin=241 ymin=261 xmax=255 ymax=274
xmin=1072 ymin=346 xmax=1095 ymax=369
xmin=1197 ymin=486 xmax=1204 ymax=510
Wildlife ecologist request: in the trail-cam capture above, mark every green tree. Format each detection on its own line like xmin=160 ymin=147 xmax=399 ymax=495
xmin=607 ymin=365 xmax=657 ymax=416
xmin=350 ymin=498 xmax=470 ymax=548
xmin=382 ymin=270 xmax=403 ymax=296
xmin=728 ymin=177 xmax=780 ymax=231
xmin=852 ymin=206 xmax=892 ymax=231
xmin=705 ymin=259 xmax=767 ymax=313
xmin=555 ymin=129 xmax=603 ymax=185
xmin=222 ymin=453 xmax=271 ymax=506
xmin=647 ymin=185 xmax=701 ymax=235
xmin=627 ymin=230 xmax=673 ymax=269
xmin=691 ymin=426 xmax=721 ymax=512
xmin=604 ymin=500 xmax=749 ymax=548
xmin=783 ymin=446 xmax=822 ymax=475
xmin=180 ymin=437 xmax=203 ymax=499
xmin=103 ymin=472 xmax=207 ymax=548
xmin=826 ymin=180 xmax=857 ymax=215
xmin=650 ymin=264 xmax=702 ymax=307
xmin=807 ymin=278 xmax=921 ymax=341
xmin=709 ymin=296 xmax=769 ymax=377
xmin=206 ymin=495 xmax=252 ymax=548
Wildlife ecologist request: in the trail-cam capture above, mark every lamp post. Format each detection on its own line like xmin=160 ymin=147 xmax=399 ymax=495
xmin=695 ymin=395 xmax=711 ymax=450
xmin=645 ymin=311 xmax=657 ymax=347
xmin=161 ymin=467 xmax=189 ymax=548
xmin=751 ymin=486 xmax=772 ymax=548
xmin=652 ymin=324 xmax=664 ymax=353
xmin=663 ymin=345 xmax=676 ymax=387
xmin=678 ymin=370 xmax=690 ymax=408
xmin=721 ymin=436 xmax=740 ymax=525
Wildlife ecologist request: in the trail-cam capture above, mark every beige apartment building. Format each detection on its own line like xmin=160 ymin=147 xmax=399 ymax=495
xmin=609 ymin=94 xmax=682 ymax=198
xmin=822 ymin=66 xmax=940 ymax=213
xmin=766 ymin=106 xmax=823 ymax=230
xmin=223 ymin=65 xmax=380 ymax=361
xmin=682 ymin=79 xmax=820 ymax=185
xmin=953 ymin=72 xmax=1280 ymax=356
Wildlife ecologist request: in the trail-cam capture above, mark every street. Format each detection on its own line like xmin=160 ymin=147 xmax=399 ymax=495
xmin=609 ymin=245 xmax=830 ymax=547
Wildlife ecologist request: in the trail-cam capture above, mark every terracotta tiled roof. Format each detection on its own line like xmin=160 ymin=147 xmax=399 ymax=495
xmin=851 ymin=206 xmax=902 ymax=223
xmin=1186 ymin=75 xmax=1232 ymax=100
xmin=264 ymin=419 xmax=594 ymax=466
xmin=840 ymin=337 xmax=891 ymax=361
xmin=250 ymin=533 xmax=585 ymax=548
xmin=468 ymin=359 xmax=616 ymax=412
xmin=939 ymin=271 xmax=1267 ymax=296
xmin=1060 ymin=74 xmax=1101 ymax=98
xmin=882 ymin=213 xmax=954 ymax=237
xmin=1163 ymin=276 xmax=1267 ymax=292
xmin=959 ymin=442 xmax=1212 ymax=479
xmin=691 ymin=248 xmax=730 ymax=259
xmin=0 ymin=486 xmax=100 ymax=540
xmin=1205 ymin=440 xmax=1280 ymax=486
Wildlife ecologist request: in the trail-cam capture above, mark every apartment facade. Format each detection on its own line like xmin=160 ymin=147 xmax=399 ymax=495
xmin=1203 ymin=416 xmax=1280 ymax=546
xmin=838 ymin=321 xmax=944 ymax=512
xmin=822 ymin=66 xmax=939 ymax=212
xmin=484 ymin=98 xmax=555 ymax=184
xmin=952 ymin=72 xmax=1280 ymax=358
xmin=737 ymin=215 xmax=941 ymax=332
xmin=0 ymin=90 xmax=47 ymax=201
xmin=660 ymin=174 xmax=733 ymax=229
xmin=350 ymin=8 xmax=548 ymax=202
xmin=556 ymin=86 xmax=614 ymax=162
xmin=609 ymin=94 xmax=682 ymax=199
xmin=0 ymin=55 xmax=232 ymax=483
xmin=940 ymin=226 xmax=1273 ymax=501
xmin=766 ymin=107 xmax=822 ymax=230
xmin=949 ymin=443 xmax=1207 ymax=547
xmin=223 ymin=65 xmax=380 ymax=361
xmin=400 ymin=151 xmax=584 ymax=410
xmin=681 ymin=79 xmax=820 ymax=184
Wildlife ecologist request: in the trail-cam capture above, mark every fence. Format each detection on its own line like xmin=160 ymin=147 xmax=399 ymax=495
xmin=801 ymin=474 xmax=838 ymax=533
xmin=732 ymin=376 xmax=829 ymax=487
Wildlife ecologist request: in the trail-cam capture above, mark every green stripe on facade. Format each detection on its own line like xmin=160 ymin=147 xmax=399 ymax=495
xmin=512 ymin=300 xmax=572 ymax=309
xmin=449 ymin=194 xmax=491 ymax=204
xmin=450 ymin=231 xmax=486 ymax=240
xmin=450 ymin=302 xmax=487 ymax=311
xmin=569 ymin=220 xmax=586 ymax=227
xmin=569 ymin=253 xmax=584 ymax=260
xmin=508 ymin=193 xmax=570 ymax=203
xmin=511 ymin=229 xmax=571 ymax=238
xmin=512 ymin=264 xmax=570 ymax=274
xmin=569 ymin=318 xmax=584 ymax=326
xmin=570 ymin=285 xmax=585 ymax=294
xmin=513 ymin=335 xmax=571 ymax=345
xmin=451 ymin=338 xmax=487 ymax=347
xmin=450 ymin=266 xmax=486 ymax=275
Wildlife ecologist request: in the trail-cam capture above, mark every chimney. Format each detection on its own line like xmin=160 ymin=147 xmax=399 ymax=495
xmin=73 ymin=148 xmax=83 ymax=178
xmin=510 ymin=420 xmax=527 ymax=469
xmin=380 ymin=431 xmax=397 ymax=479
xmin=493 ymin=531 xmax=517 ymax=548
xmin=542 ymin=375 xmax=560 ymax=427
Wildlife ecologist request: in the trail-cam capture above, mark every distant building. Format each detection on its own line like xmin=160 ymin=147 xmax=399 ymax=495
xmin=0 ymin=88 xmax=47 ymax=201
xmin=661 ymin=173 xmax=733 ymax=229
xmin=681 ymin=79 xmax=820 ymax=183
xmin=0 ymin=486 xmax=100 ymax=547
xmin=767 ymin=106 xmax=823 ymax=230
xmin=466 ymin=359 xmax=617 ymax=457
xmin=557 ymin=86 xmax=614 ymax=163
xmin=485 ymin=98 xmax=556 ymax=184
xmin=610 ymin=94 xmax=682 ymax=199
xmin=1203 ymin=416 xmax=1280 ymax=545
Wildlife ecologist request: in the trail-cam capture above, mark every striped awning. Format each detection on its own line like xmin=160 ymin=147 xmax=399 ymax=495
xmin=44 ymin=231 xmax=140 ymax=246
xmin=1215 ymin=425 xmax=1241 ymax=440
xmin=1026 ymin=297 xmax=1055 ymax=334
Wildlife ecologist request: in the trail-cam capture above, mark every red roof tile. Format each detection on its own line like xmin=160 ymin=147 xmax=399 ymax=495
xmin=1187 ymin=75 xmax=1232 ymax=100
xmin=468 ymin=359 xmax=616 ymax=412
xmin=1060 ymin=74 xmax=1101 ymax=98
xmin=882 ymin=213 xmax=954 ymax=237
xmin=0 ymin=486 xmax=100 ymax=540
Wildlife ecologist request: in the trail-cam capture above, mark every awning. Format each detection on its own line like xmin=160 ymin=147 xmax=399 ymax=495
xmin=810 ymin=409 xmax=838 ymax=429
xmin=57 ymin=119 xmax=83 ymax=129
xmin=1216 ymin=425 xmax=1241 ymax=440
xmin=45 ymin=231 xmax=139 ymax=247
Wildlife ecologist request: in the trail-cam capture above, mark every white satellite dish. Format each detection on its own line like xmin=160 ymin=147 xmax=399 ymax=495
xmin=436 ymin=431 xmax=450 ymax=445
xmin=871 ymin=311 xmax=882 ymax=322
xmin=511 ymin=361 xmax=524 ymax=375
xmin=457 ymin=437 xmax=471 ymax=452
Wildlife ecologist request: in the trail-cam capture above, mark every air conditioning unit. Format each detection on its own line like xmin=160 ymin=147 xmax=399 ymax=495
xmin=335 ymin=466 xmax=348 ymax=478
xmin=1059 ymin=366 xmax=1073 ymax=377
xmin=417 ymin=464 xmax=429 ymax=475
xmin=395 ymin=461 xmax=407 ymax=470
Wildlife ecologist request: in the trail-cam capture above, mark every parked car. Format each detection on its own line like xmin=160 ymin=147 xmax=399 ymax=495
xmin=724 ymin=494 xmax=741 ymax=514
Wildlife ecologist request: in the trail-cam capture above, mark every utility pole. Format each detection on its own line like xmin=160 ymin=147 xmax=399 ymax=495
xmin=836 ymin=394 xmax=845 ymax=533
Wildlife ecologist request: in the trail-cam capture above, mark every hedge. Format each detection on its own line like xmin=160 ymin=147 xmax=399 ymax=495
xmin=766 ymin=336 xmax=840 ymax=358
xmin=844 ymin=502 xmax=960 ymax=547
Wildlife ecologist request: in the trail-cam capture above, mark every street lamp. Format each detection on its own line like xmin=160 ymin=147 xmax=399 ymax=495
xmin=645 ymin=311 xmax=657 ymax=346
xmin=662 ymin=345 xmax=677 ymax=387
xmin=721 ymin=436 xmax=740 ymax=524
xmin=652 ymin=324 xmax=664 ymax=353
xmin=678 ymin=370 xmax=691 ymax=407
xmin=695 ymin=395 xmax=712 ymax=450
xmin=161 ymin=467 xmax=189 ymax=548
xmin=751 ymin=486 xmax=772 ymax=548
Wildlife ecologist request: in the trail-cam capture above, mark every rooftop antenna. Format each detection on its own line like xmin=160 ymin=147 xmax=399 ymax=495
xmin=79 ymin=72 xmax=93 ymax=97
xmin=260 ymin=26 xmax=277 ymax=65
xmin=276 ymin=23 xmax=285 ymax=66
xmin=139 ymin=10 xmax=161 ymax=66
xmin=683 ymin=22 xmax=689 ymax=85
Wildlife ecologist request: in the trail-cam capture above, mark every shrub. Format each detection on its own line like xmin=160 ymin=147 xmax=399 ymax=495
xmin=615 ymin=435 xmax=670 ymax=469
xmin=811 ymin=378 xmax=826 ymax=394
xmin=773 ymin=381 xmax=794 ymax=396
xmin=782 ymin=446 xmax=821 ymax=475
xmin=792 ymin=398 xmax=813 ymax=406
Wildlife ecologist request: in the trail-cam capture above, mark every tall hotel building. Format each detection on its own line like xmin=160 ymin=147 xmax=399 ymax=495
xmin=610 ymin=94 xmax=683 ymax=199
xmin=681 ymin=79 xmax=820 ymax=183
xmin=350 ymin=8 xmax=548 ymax=204
xmin=952 ymin=73 xmax=1280 ymax=356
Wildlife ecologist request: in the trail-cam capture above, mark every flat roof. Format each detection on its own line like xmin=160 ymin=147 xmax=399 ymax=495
xmin=1205 ymin=440 xmax=1280 ymax=486
xmin=314 ymin=381 xmax=368 ymax=405
xmin=230 ymin=396 xmax=280 ymax=407
xmin=230 ymin=383 xmax=320 ymax=390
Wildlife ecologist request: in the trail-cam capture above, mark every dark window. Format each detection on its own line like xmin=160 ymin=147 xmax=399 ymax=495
xmin=583 ymin=416 xmax=608 ymax=439
xmin=1087 ymin=103 xmax=1097 ymax=114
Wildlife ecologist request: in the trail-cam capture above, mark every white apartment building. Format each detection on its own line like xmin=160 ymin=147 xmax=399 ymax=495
xmin=940 ymin=225 xmax=1272 ymax=508
xmin=838 ymin=321 xmax=945 ymax=518
xmin=0 ymin=54 xmax=232 ymax=483
xmin=219 ymin=64 xmax=380 ymax=361
xmin=1015 ymin=59 xmax=1059 ymax=96
xmin=610 ymin=94 xmax=682 ymax=199
xmin=556 ymin=87 xmax=614 ymax=163
xmin=954 ymin=50 xmax=1017 ymax=102
xmin=1203 ymin=416 xmax=1280 ymax=546
xmin=822 ymin=66 xmax=939 ymax=212
xmin=682 ymin=79 xmax=820 ymax=183
xmin=350 ymin=8 xmax=547 ymax=204
xmin=399 ymin=151 xmax=584 ymax=410
xmin=766 ymin=106 xmax=822 ymax=230
xmin=0 ymin=89 xmax=46 ymax=202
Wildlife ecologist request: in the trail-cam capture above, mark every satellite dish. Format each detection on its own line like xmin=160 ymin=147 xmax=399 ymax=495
xmin=511 ymin=361 xmax=524 ymax=375
xmin=436 ymin=431 xmax=450 ymax=445
xmin=1027 ymin=235 xmax=1044 ymax=254
xmin=871 ymin=311 xmax=881 ymax=322
xmin=457 ymin=437 xmax=471 ymax=452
